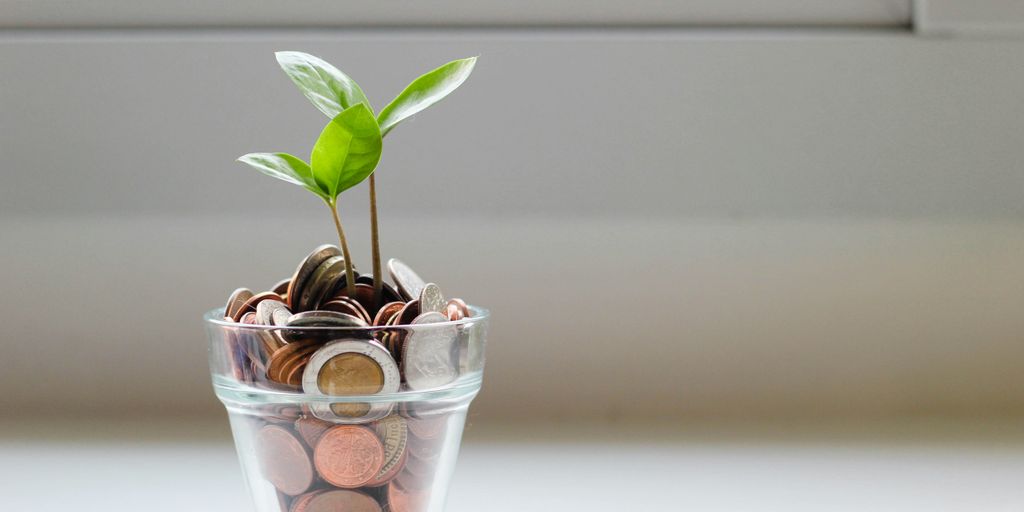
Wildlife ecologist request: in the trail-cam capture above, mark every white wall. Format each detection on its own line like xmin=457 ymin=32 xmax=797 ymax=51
xmin=2 ymin=28 xmax=1022 ymax=420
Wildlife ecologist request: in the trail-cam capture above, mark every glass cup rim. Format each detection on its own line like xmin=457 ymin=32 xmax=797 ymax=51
xmin=204 ymin=304 xmax=490 ymax=331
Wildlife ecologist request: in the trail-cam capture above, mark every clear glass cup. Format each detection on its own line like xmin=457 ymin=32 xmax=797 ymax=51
xmin=206 ymin=306 xmax=489 ymax=512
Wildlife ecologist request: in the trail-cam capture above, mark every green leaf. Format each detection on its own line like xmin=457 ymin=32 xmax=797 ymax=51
xmin=377 ymin=56 xmax=477 ymax=137
xmin=237 ymin=152 xmax=327 ymax=199
xmin=310 ymin=103 xmax=383 ymax=199
xmin=275 ymin=51 xmax=370 ymax=119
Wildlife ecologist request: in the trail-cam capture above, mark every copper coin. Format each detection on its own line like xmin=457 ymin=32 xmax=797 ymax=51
xmin=282 ymin=344 xmax=322 ymax=386
xmin=271 ymin=278 xmax=291 ymax=297
xmin=447 ymin=298 xmax=470 ymax=317
xmin=288 ymin=490 xmax=324 ymax=512
xmin=267 ymin=340 xmax=317 ymax=383
xmin=350 ymin=283 xmax=380 ymax=316
xmin=222 ymin=330 xmax=245 ymax=380
xmin=388 ymin=481 xmax=429 ymax=512
xmin=238 ymin=313 xmax=275 ymax=364
xmin=302 ymin=489 xmax=381 ymax=512
xmin=444 ymin=303 xmax=464 ymax=322
xmin=295 ymin=417 xmax=333 ymax=448
xmin=321 ymin=297 xmax=371 ymax=325
xmin=287 ymin=245 xmax=342 ymax=311
xmin=313 ymin=426 xmax=385 ymax=488
xmin=226 ymin=287 xmax=254 ymax=320
xmin=235 ymin=291 xmax=285 ymax=322
xmin=257 ymin=424 xmax=315 ymax=496
xmin=373 ymin=301 xmax=405 ymax=327
xmin=395 ymin=300 xmax=421 ymax=326
xmin=354 ymin=274 xmax=404 ymax=305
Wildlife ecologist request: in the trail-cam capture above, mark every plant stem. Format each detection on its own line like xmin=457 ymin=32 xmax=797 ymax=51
xmin=368 ymin=173 xmax=383 ymax=308
xmin=327 ymin=200 xmax=357 ymax=299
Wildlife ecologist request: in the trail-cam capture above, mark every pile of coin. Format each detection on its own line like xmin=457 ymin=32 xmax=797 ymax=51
xmin=222 ymin=245 xmax=473 ymax=398
xmin=219 ymin=245 xmax=477 ymax=511
xmin=251 ymin=406 xmax=447 ymax=512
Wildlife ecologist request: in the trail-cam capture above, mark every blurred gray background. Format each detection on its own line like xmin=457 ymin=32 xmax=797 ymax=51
xmin=2 ymin=0 xmax=1023 ymax=424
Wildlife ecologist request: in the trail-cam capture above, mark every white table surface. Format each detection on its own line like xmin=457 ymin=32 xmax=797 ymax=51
xmin=2 ymin=418 xmax=1023 ymax=511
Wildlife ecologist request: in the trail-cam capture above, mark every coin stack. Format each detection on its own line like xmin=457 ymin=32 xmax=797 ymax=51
xmin=220 ymin=245 xmax=476 ymax=512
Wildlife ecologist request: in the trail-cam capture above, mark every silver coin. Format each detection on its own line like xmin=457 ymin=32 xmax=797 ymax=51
xmin=302 ymin=339 xmax=401 ymax=423
xmin=298 ymin=255 xmax=347 ymax=311
xmin=287 ymin=244 xmax=341 ymax=311
xmin=387 ymin=258 xmax=427 ymax=302
xmin=225 ymin=287 xmax=254 ymax=319
xmin=286 ymin=310 xmax=368 ymax=328
xmin=402 ymin=312 xmax=460 ymax=390
xmin=270 ymin=304 xmax=293 ymax=327
xmin=419 ymin=283 xmax=446 ymax=314
xmin=257 ymin=299 xmax=292 ymax=347
xmin=255 ymin=299 xmax=289 ymax=326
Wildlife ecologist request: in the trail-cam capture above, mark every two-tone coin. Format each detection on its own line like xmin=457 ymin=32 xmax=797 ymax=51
xmin=302 ymin=339 xmax=401 ymax=422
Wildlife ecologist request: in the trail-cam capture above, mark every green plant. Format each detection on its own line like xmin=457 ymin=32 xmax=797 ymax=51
xmin=238 ymin=51 xmax=477 ymax=303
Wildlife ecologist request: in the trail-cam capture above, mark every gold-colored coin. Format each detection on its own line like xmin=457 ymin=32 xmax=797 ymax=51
xmin=317 ymin=352 xmax=385 ymax=395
